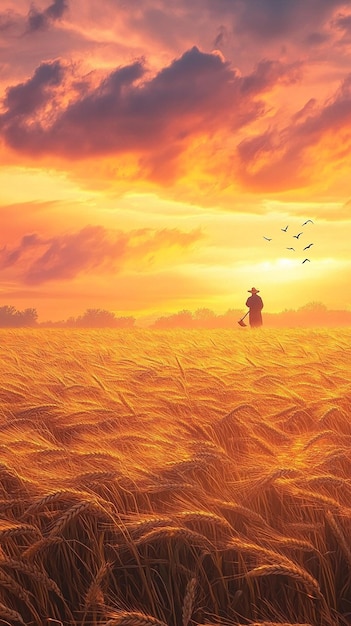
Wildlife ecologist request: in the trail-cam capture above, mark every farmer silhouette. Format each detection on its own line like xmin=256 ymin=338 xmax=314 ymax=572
xmin=246 ymin=287 xmax=263 ymax=328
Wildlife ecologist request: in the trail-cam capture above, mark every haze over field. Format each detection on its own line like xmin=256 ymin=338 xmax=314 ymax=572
xmin=1 ymin=1 xmax=351 ymax=320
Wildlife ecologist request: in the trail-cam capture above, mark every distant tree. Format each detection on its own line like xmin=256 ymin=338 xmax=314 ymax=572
xmin=18 ymin=308 xmax=38 ymax=327
xmin=193 ymin=308 xmax=216 ymax=328
xmin=152 ymin=309 xmax=193 ymax=329
xmin=0 ymin=305 xmax=38 ymax=327
xmin=0 ymin=306 xmax=17 ymax=327
xmin=74 ymin=308 xmax=135 ymax=328
xmin=114 ymin=316 xmax=135 ymax=328
xmin=75 ymin=309 xmax=118 ymax=328
xmin=298 ymin=301 xmax=327 ymax=314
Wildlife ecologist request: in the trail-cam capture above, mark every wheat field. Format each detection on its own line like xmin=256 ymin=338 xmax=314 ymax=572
xmin=0 ymin=328 xmax=351 ymax=626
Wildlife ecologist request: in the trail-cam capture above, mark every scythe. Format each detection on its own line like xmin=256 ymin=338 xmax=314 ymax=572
xmin=238 ymin=311 xmax=249 ymax=327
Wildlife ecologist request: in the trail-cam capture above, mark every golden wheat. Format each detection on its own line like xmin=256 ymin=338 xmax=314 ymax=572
xmin=0 ymin=523 xmax=41 ymax=540
xmin=182 ymin=577 xmax=197 ymax=626
xmin=48 ymin=500 xmax=103 ymax=536
xmin=0 ymin=601 xmax=26 ymax=625
xmin=135 ymin=526 xmax=214 ymax=552
xmin=325 ymin=509 xmax=351 ymax=567
xmin=21 ymin=536 xmax=65 ymax=560
xmin=84 ymin=561 xmax=112 ymax=608
xmin=105 ymin=612 xmax=168 ymax=626
xmin=1 ymin=556 xmax=65 ymax=600
xmin=0 ymin=569 xmax=31 ymax=604
xmin=245 ymin=563 xmax=323 ymax=599
xmin=0 ymin=328 xmax=351 ymax=625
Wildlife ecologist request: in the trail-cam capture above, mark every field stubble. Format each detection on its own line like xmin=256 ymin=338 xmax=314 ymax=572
xmin=0 ymin=328 xmax=350 ymax=626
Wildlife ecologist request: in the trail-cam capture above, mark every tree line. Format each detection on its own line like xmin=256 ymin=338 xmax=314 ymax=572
xmin=0 ymin=306 xmax=135 ymax=328
xmin=151 ymin=303 xmax=351 ymax=328
xmin=0 ymin=302 xmax=350 ymax=328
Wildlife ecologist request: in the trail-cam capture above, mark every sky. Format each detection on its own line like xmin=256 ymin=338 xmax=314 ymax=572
xmin=1 ymin=0 xmax=351 ymax=322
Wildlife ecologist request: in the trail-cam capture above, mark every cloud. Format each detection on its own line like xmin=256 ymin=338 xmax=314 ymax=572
xmin=0 ymin=46 xmax=300 ymax=184
xmin=2 ymin=60 xmax=64 ymax=118
xmin=112 ymin=0 xmax=346 ymax=55
xmin=237 ymin=72 xmax=351 ymax=191
xmin=229 ymin=0 xmax=342 ymax=39
xmin=0 ymin=9 xmax=17 ymax=32
xmin=26 ymin=0 xmax=68 ymax=33
xmin=0 ymin=225 xmax=204 ymax=285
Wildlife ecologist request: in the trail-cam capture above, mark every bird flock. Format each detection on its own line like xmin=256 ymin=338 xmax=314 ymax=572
xmin=263 ymin=219 xmax=314 ymax=264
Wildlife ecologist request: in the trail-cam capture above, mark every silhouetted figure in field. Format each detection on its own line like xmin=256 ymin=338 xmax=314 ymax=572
xmin=246 ymin=287 xmax=263 ymax=328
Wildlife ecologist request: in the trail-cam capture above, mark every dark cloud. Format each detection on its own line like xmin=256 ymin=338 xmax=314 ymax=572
xmin=304 ymin=31 xmax=331 ymax=46
xmin=237 ymin=72 xmax=351 ymax=190
xmin=241 ymin=58 xmax=301 ymax=95
xmin=0 ymin=46 xmax=299 ymax=181
xmin=334 ymin=13 xmax=351 ymax=31
xmin=0 ymin=225 xmax=203 ymax=285
xmin=26 ymin=0 xmax=68 ymax=33
xmin=2 ymin=60 xmax=64 ymax=118
xmin=0 ymin=10 xmax=16 ymax=32
xmin=204 ymin=0 xmax=345 ymax=39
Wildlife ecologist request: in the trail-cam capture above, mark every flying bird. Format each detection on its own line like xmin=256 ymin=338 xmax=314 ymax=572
xmin=302 ymin=219 xmax=314 ymax=225
xmin=286 ymin=247 xmax=295 ymax=251
xmin=281 ymin=225 xmax=289 ymax=232
xmin=293 ymin=232 xmax=303 ymax=239
xmin=303 ymin=243 xmax=313 ymax=250
xmin=263 ymin=237 xmax=272 ymax=241
xmin=302 ymin=258 xmax=310 ymax=263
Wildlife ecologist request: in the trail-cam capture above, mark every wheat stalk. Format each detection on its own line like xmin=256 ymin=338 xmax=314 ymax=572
xmin=211 ymin=499 xmax=271 ymax=529
xmin=300 ymin=475 xmax=349 ymax=489
xmin=48 ymin=500 xmax=103 ymax=536
xmin=105 ymin=612 xmax=168 ymax=626
xmin=245 ymin=564 xmax=323 ymax=599
xmin=127 ymin=516 xmax=176 ymax=537
xmin=226 ymin=537 xmax=288 ymax=566
xmin=325 ymin=509 xmax=351 ymax=567
xmin=22 ymin=536 xmax=64 ymax=560
xmin=135 ymin=526 xmax=213 ymax=552
xmin=270 ymin=537 xmax=316 ymax=552
xmin=176 ymin=510 xmax=232 ymax=533
xmin=0 ymin=523 xmax=41 ymax=540
xmin=1 ymin=557 xmax=65 ymax=601
xmin=0 ymin=601 xmax=26 ymax=625
xmin=249 ymin=468 xmax=300 ymax=495
xmin=85 ymin=561 xmax=112 ymax=607
xmin=302 ymin=431 xmax=335 ymax=451
xmin=24 ymin=488 xmax=112 ymax=515
xmin=182 ymin=577 xmax=197 ymax=626
xmin=286 ymin=485 xmax=346 ymax=513
xmin=235 ymin=623 xmax=313 ymax=626
xmin=0 ymin=569 xmax=31 ymax=604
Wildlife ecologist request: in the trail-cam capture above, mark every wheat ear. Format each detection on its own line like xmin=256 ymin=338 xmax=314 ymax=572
xmin=49 ymin=499 xmax=108 ymax=536
xmin=0 ymin=569 xmax=31 ymax=604
xmin=245 ymin=564 xmax=322 ymax=599
xmin=0 ymin=601 xmax=26 ymax=625
xmin=135 ymin=526 xmax=213 ymax=552
xmin=326 ymin=509 xmax=351 ymax=567
xmin=0 ymin=523 xmax=41 ymax=540
xmin=2 ymin=557 xmax=65 ymax=601
xmin=182 ymin=577 xmax=197 ymax=626
xmin=22 ymin=536 xmax=64 ymax=560
xmin=105 ymin=611 xmax=168 ymax=626
xmin=85 ymin=561 xmax=112 ymax=608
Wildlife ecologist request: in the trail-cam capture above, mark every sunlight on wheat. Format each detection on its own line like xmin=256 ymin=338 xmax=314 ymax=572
xmin=0 ymin=328 xmax=350 ymax=625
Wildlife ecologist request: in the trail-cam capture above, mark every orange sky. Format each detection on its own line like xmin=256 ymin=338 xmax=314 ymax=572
xmin=1 ymin=0 xmax=351 ymax=322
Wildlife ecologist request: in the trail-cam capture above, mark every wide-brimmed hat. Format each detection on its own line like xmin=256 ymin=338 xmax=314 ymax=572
xmin=248 ymin=287 xmax=260 ymax=293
